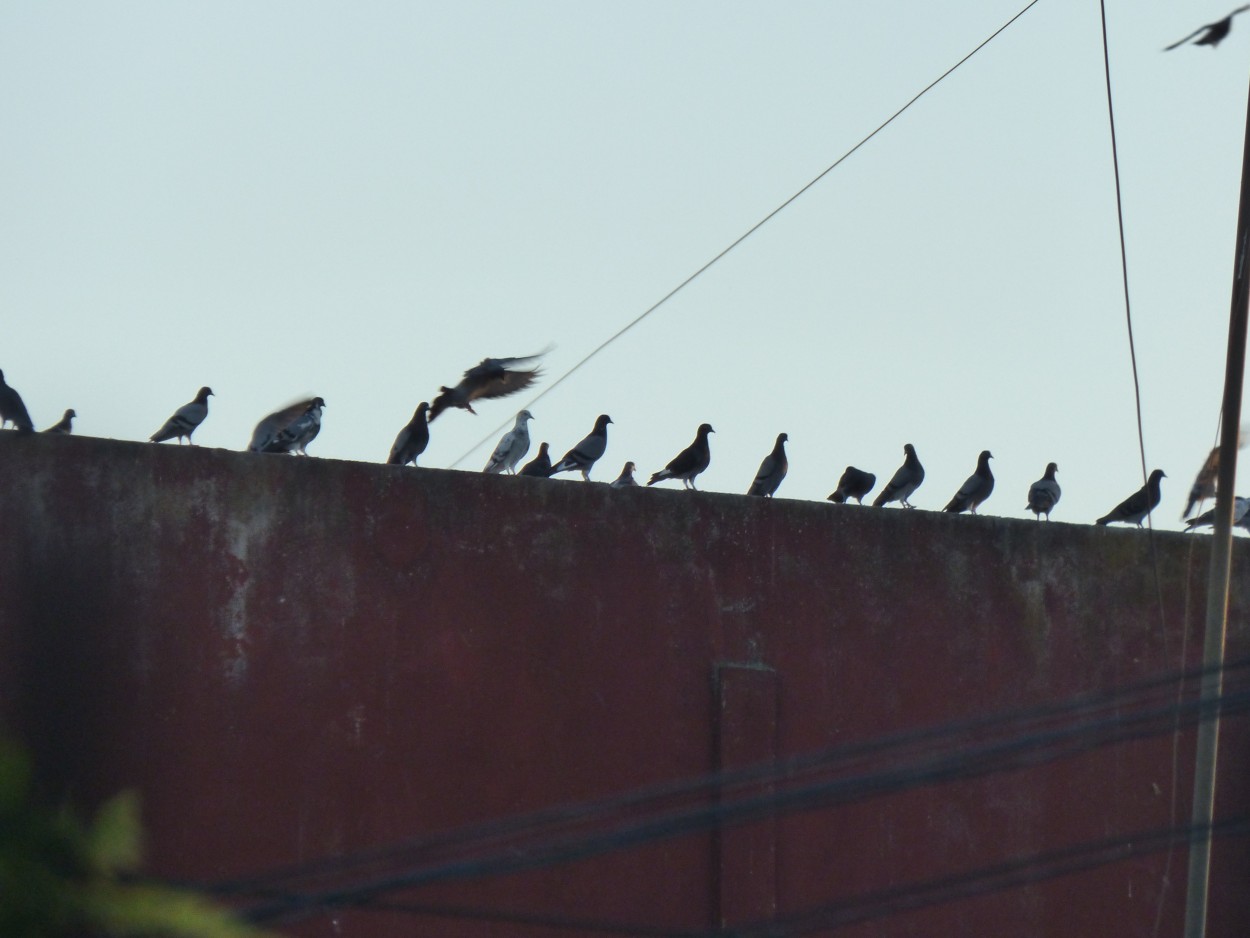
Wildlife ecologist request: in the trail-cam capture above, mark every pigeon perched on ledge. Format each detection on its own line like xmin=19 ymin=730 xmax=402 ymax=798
xmin=648 ymin=423 xmax=714 ymax=490
xmin=1185 ymin=496 xmax=1250 ymax=532
xmin=0 ymin=370 xmax=34 ymax=433
xmin=610 ymin=461 xmax=639 ymax=488
xmin=551 ymin=414 xmax=612 ymax=481
xmin=484 ymin=410 xmax=533 ymax=474
xmin=829 ymin=466 xmax=876 ymax=504
xmin=428 ymin=348 xmax=549 ymax=421
xmin=944 ymin=450 xmax=994 ymax=515
xmin=747 ymin=433 xmax=788 ymax=497
xmin=1026 ymin=462 xmax=1061 ymax=520
xmin=43 ymin=409 xmax=76 ymax=434
xmin=388 ymin=402 xmax=431 ymax=467
xmin=150 ymin=386 xmax=213 ymax=444
xmin=1096 ymin=469 xmax=1166 ymax=527
xmin=518 ymin=441 xmax=553 ymax=478
xmin=249 ymin=397 xmax=325 ymax=455
xmin=872 ymin=444 xmax=924 ymax=508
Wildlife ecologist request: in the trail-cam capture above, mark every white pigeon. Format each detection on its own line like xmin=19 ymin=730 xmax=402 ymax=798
xmin=1026 ymin=463 xmax=1061 ymax=520
xmin=1185 ymin=496 xmax=1250 ymax=532
xmin=484 ymin=410 xmax=534 ymax=474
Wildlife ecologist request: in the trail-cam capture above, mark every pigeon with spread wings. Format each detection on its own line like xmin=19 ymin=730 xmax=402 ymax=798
xmin=249 ymin=397 xmax=326 ymax=454
xmin=429 ymin=348 xmax=549 ymax=421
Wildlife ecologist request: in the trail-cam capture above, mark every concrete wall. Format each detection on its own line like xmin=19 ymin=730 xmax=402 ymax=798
xmin=1 ymin=433 xmax=1247 ymax=937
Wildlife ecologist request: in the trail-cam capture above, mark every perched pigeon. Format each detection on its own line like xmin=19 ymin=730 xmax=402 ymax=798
xmin=388 ymin=402 xmax=431 ymax=467
xmin=0 ymin=370 xmax=35 ymax=433
xmin=428 ymin=348 xmax=549 ymax=421
xmin=872 ymin=444 xmax=925 ymax=508
xmin=1185 ymin=496 xmax=1250 ymax=532
xmin=249 ymin=397 xmax=325 ymax=455
xmin=150 ymin=386 xmax=213 ymax=444
xmin=648 ymin=423 xmax=714 ymax=490
xmin=484 ymin=410 xmax=534 ymax=474
xmin=518 ymin=441 xmax=553 ymax=478
xmin=1164 ymin=6 xmax=1249 ymax=50
xmin=747 ymin=433 xmax=789 ymax=497
xmin=1026 ymin=462 xmax=1061 ymax=520
xmin=610 ymin=461 xmax=639 ymax=488
xmin=43 ymin=409 xmax=77 ymax=435
xmin=1096 ymin=469 xmax=1166 ymax=527
xmin=828 ymin=467 xmax=876 ymax=504
xmin=551 ymin=414 xmax=612 ymax=481
xmin=944 ymin=450 xmax=995 ymax=514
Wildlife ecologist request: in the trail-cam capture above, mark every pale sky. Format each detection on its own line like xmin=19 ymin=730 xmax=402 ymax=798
xmin=2 ymin=1 xmax=1248 ymax=530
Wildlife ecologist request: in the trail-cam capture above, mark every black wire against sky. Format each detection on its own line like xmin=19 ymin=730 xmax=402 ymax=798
xmin=450 ymin=0 xmax=1045 ymax=468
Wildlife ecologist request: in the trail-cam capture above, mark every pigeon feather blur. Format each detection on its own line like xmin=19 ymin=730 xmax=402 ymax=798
xmin=550 ymin=414 xmax=612 ymax=481
xmin=484 ymin=410 xmax=534 ymax=474
xmin=1026 ymin=462 xmax=1061 ymax=520
xmin=43 ymin=409 xmax=76 ymax=435
xmin=387 ymin=402 xmax=431 ymax=467
xmin=149 ymin=386 xmax=213 ymax=444
xmin=872 ymin=444 xmax=925 ymax=508
xmin=249 ymin=397 xmax=326 ymax=455
xmin=518 ymin=441 xmax=554 ymax=478
xmin=0 ymin=370 xmax=36 ymax=433
xmin=829 ymin=466 xmax=876 ymax=504
xmin=648 ymin=423 xmax=714 ymax=490
xmin=1184 ymin=496 xmax=1250 ymax=532
xmin=428 ymin=348 xmax=549 ymax=421
xmin=943 ymin=450 xmax=995 ymax=514
xmin=1096 ymin=469 xmax=1166 ymax=527
xmin=610 ymin=461 xmax=639 ymax=488
xmin=747 ymin=432 xmax=789 ymax=497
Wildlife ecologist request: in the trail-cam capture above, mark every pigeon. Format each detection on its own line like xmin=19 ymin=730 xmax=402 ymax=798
xmin=1096 ymin=469 xmax=1166 ymax=527
xmin=551 ymin=414 xmax=612 ymax=481
xmin=1185 ymin=496 xmax=1250 ymax=532
xmin=648 ymin=423 xmax=714 ymax=490
xmin=0 ymin=370 xmax=36 ymax=433
xmin=747 ymin=433 xmax=789 ymax=497
xmin=944 ymin=450 xmax=995 ymax=514
xmin=1184 ymin=446 xmax=1220 ymax=520
xmin=610 ymin=461 xmax=639 ymax=488
xmin=1026 ymin=462 xmax=1061 ymax=520
xmin=1164 ymin=6 xmax=1249 ymax=50
xmin=518 ymin=441 xmax=553 ymax=478
xmin=872 ymin=444 xmax=925 ymax=508
xmin=483 ymin=410 xmax=534 ymax=474
xmin=387 ymin=402 xmax=431 ymax=467
xmin=43 ymin=409 xmax=77 ymax=434
xmin=149 ymin=386 xmax=213 ymax=444
xmin=249 ymin=397 xmax=325 ymax=455
xmin=828 ymin=467 xmax=876 ymax=504
xmin=428 ymin=348 xmax=549 ymax=421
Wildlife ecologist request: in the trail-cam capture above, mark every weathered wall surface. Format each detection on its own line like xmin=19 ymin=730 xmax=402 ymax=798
xmin=1 ymin=433 xmax=1247 ymax=937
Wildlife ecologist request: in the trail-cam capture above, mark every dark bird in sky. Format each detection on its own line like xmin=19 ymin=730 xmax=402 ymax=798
xmin=872 ymin=444 xmax=924 ymax=508
xmin=747 ymin=433 xmax=789 ymax=497
xmin=0 ymin=370 xmax=36 ymax=433
xmin=484 ymin=409 xmax=533 ymax=474
xmin=149 ymin=386 xmax=213 ymax=444
xmin=428 ymin=348 xmax=549 ymax=421
xmin=1185 ymin=496 xmax=1250 ymax=532
xmin=1096 ymin=469 xmax=1166 ymax=527
xmin=1183 ymin=446 xmax=1220 ymax=520
xmin=828 ymin=467 xmax=876 ymax=504
xmin=1164 ymin=6 xmax=1249 ymax=50
xmin=648 ymin=423 xmax=714 ymax=490
xmin=1026 ymin=462 xmax=1061 ymax=520
xmin=944 ymin=450 xmax=995 ymax=514
xmin=43 ymin=409 xmax=76 ymax=435
xmin=387 ymin=402 xmax=431 ymax=467
xmin=610 ymin=461 xmax=639 ymax=488
xmin=249 ymin=397 xmax=325 ymax=454
xmin=518 ymin=441 xmax=553 ymax=478
xmin=551 ymin=414 xmax=612 ymax=481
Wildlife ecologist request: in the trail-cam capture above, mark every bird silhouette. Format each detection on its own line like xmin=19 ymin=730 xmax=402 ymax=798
xmin=1164 ymin=6 xmax=1249 ymax=50
xmin=428 ymin=348 xmax=549 ymax=421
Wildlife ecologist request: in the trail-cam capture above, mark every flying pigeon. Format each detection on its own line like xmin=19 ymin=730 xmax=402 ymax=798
xmin=1185 ymin=496 xmax=1250 ymax=532
xmin=944 ymin=450 xmax=995 ymax=514
xmin=828 ymin=467 xmax=876 ymax=504
xmin=149 ymin=386 xmax=213 ymax=444
xmin=1164 ymin=6 xmax=1249 ymax=50
xmin=0 ymin=370 xmax=35 ymax=433
xmin=249 ymin=397 xmax=325 ymax=455
xmin=387 ymin=402 xmax=431 ymax=467
xmin=648 ymin=423 xmax=714 ymax=490
xmin=43 ymin=409 xmax=77 ymax=435
xmin=428 ymin=348 xmax=549 ymax=421
xmin=483 ymin=410 xmax=534 ymax=474
xmin=1096 ymin=469 xmax=1166 ymax=527
xmin=1181 ymin=432 xmax=1249 ymax=519
xmin=1026 ymin=462 xmax=1061 ymax=520
xmin=747 ymin=433 xmax=789 ymax=497
xmin=872 ymin=444 xmax=925 ymax=508
xmin=610 ymin=461 xmax=639 ymax=488
xmin=551 ymin=414 xmax=612 ymax=481
xmin=518 ymin=441 xmax=553 ymax=478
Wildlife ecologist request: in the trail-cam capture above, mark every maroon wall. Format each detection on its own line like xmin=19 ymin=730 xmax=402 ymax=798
xmin=1 ymin=433 xmax=1247 ymax=937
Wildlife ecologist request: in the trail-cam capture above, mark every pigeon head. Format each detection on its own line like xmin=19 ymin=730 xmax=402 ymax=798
xmin=777 ymin=433 xmax=789 ymax=444
xmin=519 ymin=409 xmax=534 ymax=422
xmin=904 ymin=443 xmax=916 ymax=456
xmin=1151 ymin=469 xmax=1167 ymax=482
xmin=65 ymin=409 xmax=77 ymax=419
xmin=979 ymin=450 xmax=993 ymax=465
xmin=624 ymin=461 xmax=636 ymax=472
xmin=311 ymin=397 xmax=326 ymax=409
xmin=196 ymin=387 xmax=214 ymax=402
xmin=1046 ymin=462 xmax=1058 ymax=476
xmin=594 ymin=414 xmax=613 ymax=430
xmin=698 ymin=423 xmax=715 ymax=436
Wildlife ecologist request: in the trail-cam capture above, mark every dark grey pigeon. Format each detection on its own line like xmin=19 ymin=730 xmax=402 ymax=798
xmin=1096 ymin=469 xmax=1166 ymax=527
xmin=388 ymin=402 xmax=431 ymax=467
xmin=1164 ymin=5 xmax=1249 ymax=50
xmin=551 ymin=414 xmax=612 ymax=481
xmin=828 ymin=467 xmax=876 ymax=504
xmin=428 ymin=348 xmax=549 ymax=421
xmin=944 ymin=450 xmax=995 ymax=514
xmin=1026 ymin=462 xmax=1061 ymax=520
xmin=518 ymin=441 xmax=553 ymax=478
xmin=747 ymin=433 xmax=789 ymax=497
xmin=648 ymin=423 xmax=714 ymax=490
xmin=483 ymin=409 xmax=533 ymax=474
xmin=610 ymin=461 xmax=639 ymax=488
xmin=249 ymin=397 xmax=325 ymax=454
xmin=872 ymin=444 xmax=924 ymax=508
xmin=1185 ymin=496 xmax=1250 ymax=532
xmin=43 ymin=409 xmax=76 ymax=434
xmin=150 ymin=386 xmax=213 ymax=444
xmin=0 ymin=370 xmax=34 ymax=433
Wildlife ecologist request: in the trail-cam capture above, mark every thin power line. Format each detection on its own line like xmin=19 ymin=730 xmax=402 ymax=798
xmin=450 ymin=0 xmax=1045 ymax=468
